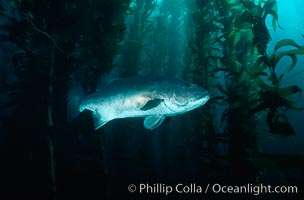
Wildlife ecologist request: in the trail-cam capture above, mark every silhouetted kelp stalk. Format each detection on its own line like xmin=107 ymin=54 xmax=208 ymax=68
xmin=1 ymin=2 xmax=59 ymax=196
xmin=47 ymin=46 xmax=57 ymax=198
xmin=0 ymin=0 xmax=131 ymax=198
xmin=184 ymin=0 xmax=220 ymax=160
xmin=119 ymin=0 xmax=158 ymax=76
xmin=121 ymin=0 xmax=186 ymax=77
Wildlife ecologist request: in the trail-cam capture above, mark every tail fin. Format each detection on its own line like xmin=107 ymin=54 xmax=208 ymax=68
xmin=67 ymin=81 xmax=85 ymax=121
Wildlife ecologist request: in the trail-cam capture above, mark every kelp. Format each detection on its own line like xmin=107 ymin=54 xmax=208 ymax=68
xmin=121 ymin=0 xmax=187 ymax=77
xmin=189 ymin=11 xmax=304 ymax=200
xmin=184 ymin=0 xmax=219 ymax=159
xmin=119 ymin=0 xmax=158 ymax=76
xmin=184 ymin=0 xmax=301 ymax=162
xmin=187 ymin=4 xmax=304 ymax=193
xmin=211 ymin=0 xmax=266 ymax=159
xmin=0 ymin=0 xmax=131 ymax=199
xmin=210 ymin=0 xmax=304 ymax=144
xmin=247 ymin=39 xmax=304 ymax=136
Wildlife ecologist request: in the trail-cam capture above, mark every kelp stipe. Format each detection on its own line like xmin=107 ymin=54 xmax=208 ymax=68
xmin=0 ymin=0 xmax=131 ymax=199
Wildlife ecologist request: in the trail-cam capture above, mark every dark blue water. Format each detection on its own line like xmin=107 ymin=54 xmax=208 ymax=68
xmin=0 ymin=0 xmax=303 ymax=199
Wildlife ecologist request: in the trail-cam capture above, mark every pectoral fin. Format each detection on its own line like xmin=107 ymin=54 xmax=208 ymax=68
xmin=92 ymin=112 xmax=108 ymax=130
xmin=140 ymin=98 xmax=162 ymax=111
xmin=143 ymin=115 xmax=166 ymax=130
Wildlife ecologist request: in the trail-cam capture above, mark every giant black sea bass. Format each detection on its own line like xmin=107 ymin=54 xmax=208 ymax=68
xmin=77 ymin=76 xmax=210 ymax=130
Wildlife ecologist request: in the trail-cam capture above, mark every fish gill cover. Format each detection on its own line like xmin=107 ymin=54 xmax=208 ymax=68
xmin=0 ymin=0 xmax=303 ymax=199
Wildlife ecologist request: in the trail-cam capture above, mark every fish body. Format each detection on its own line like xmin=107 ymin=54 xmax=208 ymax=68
xmin=79 ymin=76 xmax=210 ymax=130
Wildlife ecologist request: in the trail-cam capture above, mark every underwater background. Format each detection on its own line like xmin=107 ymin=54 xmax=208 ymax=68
xmin=0 ymin=0 xmax=303 ymax=199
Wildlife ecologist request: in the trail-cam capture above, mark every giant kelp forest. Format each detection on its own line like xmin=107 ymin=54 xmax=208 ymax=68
xmin=0 ymin=0 xmax=303 ymax=199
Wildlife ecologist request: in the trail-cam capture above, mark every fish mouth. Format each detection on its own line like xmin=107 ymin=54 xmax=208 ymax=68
xmin=196 ymin=95 xmax=210 ymax=105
